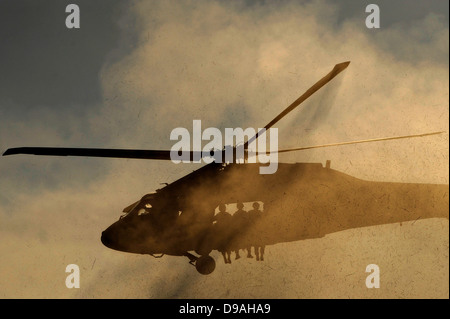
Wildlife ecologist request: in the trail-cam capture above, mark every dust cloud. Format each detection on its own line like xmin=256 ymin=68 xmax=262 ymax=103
xmin=0 ymin=0 xmax=448 ymax=298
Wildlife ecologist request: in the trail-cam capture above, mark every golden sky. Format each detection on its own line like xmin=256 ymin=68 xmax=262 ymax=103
xmin=0 ymin=0 xmax=448 ymax=298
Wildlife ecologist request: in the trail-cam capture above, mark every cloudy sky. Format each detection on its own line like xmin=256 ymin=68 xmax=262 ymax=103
xmin=0 ymin=0 xmax=448 ymax=298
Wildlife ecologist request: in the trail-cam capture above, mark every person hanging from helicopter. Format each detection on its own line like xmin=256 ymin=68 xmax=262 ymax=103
xmin=213 ymin=203 xmax=233 ymax=264
xmin=248 ymin=201 xmax=265 ymax=261
xmin=232 ymin=201 xmax=252 ymax=260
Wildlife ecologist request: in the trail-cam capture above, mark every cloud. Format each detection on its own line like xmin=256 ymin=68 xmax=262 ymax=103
xmin=100 ymin=0 xmax=448 ymax=182
xmin=0 ymin=0 xmax=448 ymax=298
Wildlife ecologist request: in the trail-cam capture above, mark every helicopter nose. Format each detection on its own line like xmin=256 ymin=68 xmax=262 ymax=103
xmin=101 ymin=230 xmax=113 ymax=248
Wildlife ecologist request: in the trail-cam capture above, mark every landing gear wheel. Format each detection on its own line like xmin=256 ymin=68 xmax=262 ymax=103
xmin=195 ymin=255 xmax=215 ymax=275
xmin=195 ymin=231 xmax=213 ymax=256
xmin=195 ymin=245 xmax=212 ymax=257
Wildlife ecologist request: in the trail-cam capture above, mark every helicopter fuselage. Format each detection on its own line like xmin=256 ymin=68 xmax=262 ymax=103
xmin=100 ymin=162 xmax=449 ymax=258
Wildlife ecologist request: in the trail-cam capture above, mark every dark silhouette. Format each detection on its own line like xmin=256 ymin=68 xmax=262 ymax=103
xmin=3 ymin=61 xmax=448 ymax=275
xmin=232 ymin=201 xmax=252 ymax=259
xmin=214 ymin=203 xmax=233 ymax=264
xmin=248 ymin=202 xmax=265 ymax=261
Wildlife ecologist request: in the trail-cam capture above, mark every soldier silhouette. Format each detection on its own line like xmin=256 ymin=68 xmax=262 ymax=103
xmin=214 ymin=203 xmax=232 ymax=264
xmin=248 ymin=202 xmax=265 ymax=261
xmin=232 ymin=201 xmax=252 ymax=259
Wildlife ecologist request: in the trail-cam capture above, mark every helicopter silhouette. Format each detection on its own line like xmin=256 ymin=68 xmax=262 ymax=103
xmin=3 ymin=61 xmax=448 ymax=275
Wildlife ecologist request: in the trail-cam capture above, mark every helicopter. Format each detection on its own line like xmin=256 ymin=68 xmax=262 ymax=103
xmin=3 ymin=61 xmax=448 ymax=275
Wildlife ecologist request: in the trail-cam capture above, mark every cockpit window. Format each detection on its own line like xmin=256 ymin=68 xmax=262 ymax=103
xmin=120 ymin=200 xmax=153 ymax=219
xmin=137 ymin=201 xmax=153 ymax=216
xmin=138 ymin=203 xmax=152 ymax=216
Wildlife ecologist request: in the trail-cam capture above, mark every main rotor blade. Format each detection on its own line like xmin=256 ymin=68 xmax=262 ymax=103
xmin=253 ymin=131 xmax=445 ymax=155
xmin=2 ymin=147 xmax=202 ymax=161
xmin=244 ymin=61 xmax=350 ymax=149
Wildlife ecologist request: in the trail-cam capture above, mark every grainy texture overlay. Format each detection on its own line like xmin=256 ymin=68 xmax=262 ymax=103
xmin=0 ymin=0 xmax=448 ymax=298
